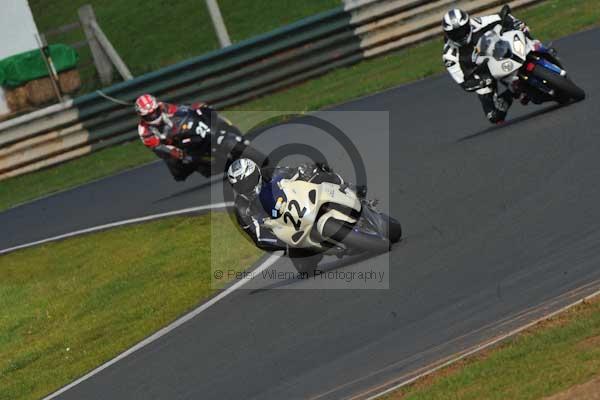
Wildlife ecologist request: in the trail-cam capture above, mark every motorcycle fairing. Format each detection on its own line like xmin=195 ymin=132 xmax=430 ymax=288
xmin=263 ymin=179 xmax=361 ymax=250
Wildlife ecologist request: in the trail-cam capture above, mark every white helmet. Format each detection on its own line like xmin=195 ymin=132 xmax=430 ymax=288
xmin=227 ymin=158 xmax=262 ymax=199
xmin=442 ymin=9 xmax=472 ymax=46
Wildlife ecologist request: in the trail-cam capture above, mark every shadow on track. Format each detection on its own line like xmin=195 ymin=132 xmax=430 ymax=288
xmin=457 ymin=103 xmax=564 ymax=143
xmin=248 ymin=251 xmax=379 ymax=293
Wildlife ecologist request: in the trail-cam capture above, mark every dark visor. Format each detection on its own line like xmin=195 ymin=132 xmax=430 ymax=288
xmin=446 ymin=24 xmax=471 ymax=43
xmin=233 ymin=170 xmax=260 ymax=195
xmin=142 ymin=108 xmax=161 ymax=122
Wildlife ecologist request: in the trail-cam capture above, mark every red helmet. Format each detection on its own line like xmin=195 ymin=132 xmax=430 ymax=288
xmin=135 ymin=94 xmax=162 ymax=125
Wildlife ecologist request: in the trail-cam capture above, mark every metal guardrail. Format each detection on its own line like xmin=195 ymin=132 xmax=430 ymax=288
xmin=349 ymin=0 xmax=543 ymax=58
xmin=0 ymin=0 xmax=545 ymax=180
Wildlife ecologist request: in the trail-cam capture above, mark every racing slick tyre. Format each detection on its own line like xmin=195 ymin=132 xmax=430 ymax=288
xmin=322 ymin=218 xmax=391 ymax=254
xmin=163 ymin=158 xmax=197 ymax=181
xmin=385 ymin=215 xmax=402 ymax=244
xmin=532 ymin=66 xmax=585 ymax=104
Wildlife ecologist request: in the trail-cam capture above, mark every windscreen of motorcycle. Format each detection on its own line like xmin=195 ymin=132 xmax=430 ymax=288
xmin=476 ymin=31 xmax=512 ymax=61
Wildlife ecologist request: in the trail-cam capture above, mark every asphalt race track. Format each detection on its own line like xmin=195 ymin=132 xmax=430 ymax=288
xmin=2 ymin=28 xmax=600 ymax=400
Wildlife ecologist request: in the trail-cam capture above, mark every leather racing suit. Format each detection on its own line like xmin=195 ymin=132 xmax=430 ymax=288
xmin=138 ymin=102 xmax=246 ymax=180
xmin=442 ymin=13 xmax=531 ymax=123
xmin=233 ymin=164 xmax=345 ymax=254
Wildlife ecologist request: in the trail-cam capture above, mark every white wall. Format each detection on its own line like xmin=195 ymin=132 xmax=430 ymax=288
xmin=0 ymin=0 xmax=40 ymax=115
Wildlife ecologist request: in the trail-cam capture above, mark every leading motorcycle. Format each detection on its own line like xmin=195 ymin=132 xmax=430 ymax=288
xmin=467 ymin=6 xmax=585 ymax=105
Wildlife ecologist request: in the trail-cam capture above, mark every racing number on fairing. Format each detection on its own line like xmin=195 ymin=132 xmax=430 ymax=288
xmin=283 ymin=200 xmax=307 ymax=232
xmin=195 ymin=121 xmax=210 ymax=138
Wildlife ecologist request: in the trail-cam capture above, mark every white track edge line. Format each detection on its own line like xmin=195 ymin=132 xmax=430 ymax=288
xmin=41 ymin=252 xmax=282 ymax=400
xmin=0 ymin=202 xmax=233 ymax=255
xmin=365 ymin=286 xmax=600 ymax=400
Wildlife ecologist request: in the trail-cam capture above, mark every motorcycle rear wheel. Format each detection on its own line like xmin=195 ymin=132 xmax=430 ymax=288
xmin=386 ymin=215 xmax=403 ymax=243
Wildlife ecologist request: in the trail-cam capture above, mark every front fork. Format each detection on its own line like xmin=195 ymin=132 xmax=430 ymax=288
xmin=515 ymin=47 xmax=567 ymax=102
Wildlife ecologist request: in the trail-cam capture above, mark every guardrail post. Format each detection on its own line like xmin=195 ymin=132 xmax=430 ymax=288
xmin=34 ymin=33 xmax=64 ymax=103
xmin=89 ymin=20 xmax=133 ymax=81
xmin=205 ymin=0 xmax=231 ymax=47
xmin=78 ymin=4 xmax=114 ymax=85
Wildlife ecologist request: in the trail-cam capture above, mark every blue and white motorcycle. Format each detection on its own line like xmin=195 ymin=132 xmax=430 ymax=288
xmin=470 ymin=6 xmax=585 ymax=105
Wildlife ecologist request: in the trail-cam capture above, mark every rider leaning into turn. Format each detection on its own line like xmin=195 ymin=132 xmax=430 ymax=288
xmin=442 ymin=8 xmax=532 ymax=124
xmin=135 ymin=94 xmax=214 ymax=181
xmin=227 ymin=158 xmax=354 ymax=255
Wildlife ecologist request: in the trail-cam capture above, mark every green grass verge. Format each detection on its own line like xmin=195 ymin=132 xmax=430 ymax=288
xmin=0 ymin=212 xmax=262 ymax=400
xmin=219 ymin=0 xmax=340 ymax=43
xmin=381 ymin=298 xmax=600 ymax=400
xmin=28 ymin=0 xmax=338 ymax=87
xmin=3 ymin=0 xmax=599 ymax=212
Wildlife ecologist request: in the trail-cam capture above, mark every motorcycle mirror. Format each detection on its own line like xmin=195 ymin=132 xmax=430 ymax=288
xmin=499 ymin=4 xmax=511 ymax=20
xmin=499 ymin=5 xmax=511 ymax=34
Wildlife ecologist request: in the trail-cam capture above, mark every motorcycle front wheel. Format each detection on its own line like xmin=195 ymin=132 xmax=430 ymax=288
xmin=532 ymin=66 xmax=585 ymax=104
xmin=322 ymin=218 xmax=393 ymax=254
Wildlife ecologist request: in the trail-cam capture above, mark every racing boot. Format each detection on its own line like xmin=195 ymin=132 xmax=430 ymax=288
xmin=494 ymin=90 xmax=514 ymax=113
xmin=489 ymin=90 xmax=514 ymax=123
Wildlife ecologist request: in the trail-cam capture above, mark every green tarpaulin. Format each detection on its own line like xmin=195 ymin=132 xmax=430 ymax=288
xmin=0 ymin=44 xmax=79 ymax=88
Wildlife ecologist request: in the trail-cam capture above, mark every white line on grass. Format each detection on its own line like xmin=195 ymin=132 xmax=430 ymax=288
xmin=0 ymin=202 xmax=233 ymax=255
xmin=41 ymin=252 xmax=282 ymax=400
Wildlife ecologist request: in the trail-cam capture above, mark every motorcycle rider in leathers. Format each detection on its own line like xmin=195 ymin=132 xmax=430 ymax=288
xmin=227 ymin=158 xmax=366 ymax=269
xmin=442 ymin=7 xmax=533 ymax=123
xmin=135 ymin=94 xmax=254 ymax=181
